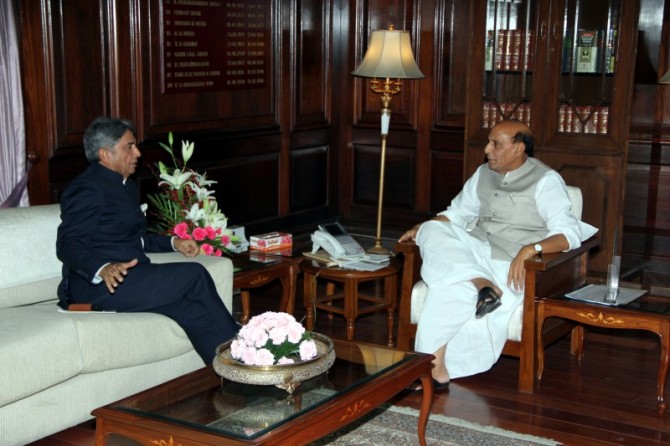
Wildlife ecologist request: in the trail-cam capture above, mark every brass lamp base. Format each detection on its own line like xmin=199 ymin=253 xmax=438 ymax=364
xmin=367 ymin=240 xmax=391 ymax=256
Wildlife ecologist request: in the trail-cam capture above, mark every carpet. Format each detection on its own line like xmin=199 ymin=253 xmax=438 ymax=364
xmin=311 ymin=404 xmax=560 ymax=446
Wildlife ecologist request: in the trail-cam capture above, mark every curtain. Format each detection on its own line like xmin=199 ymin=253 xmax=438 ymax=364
xmin=0 ymin=0 xmax=28 ymax=208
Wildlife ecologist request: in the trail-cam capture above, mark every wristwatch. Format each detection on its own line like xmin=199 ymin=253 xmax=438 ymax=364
xmin=534 ymin=243 xmax=543 ymax=255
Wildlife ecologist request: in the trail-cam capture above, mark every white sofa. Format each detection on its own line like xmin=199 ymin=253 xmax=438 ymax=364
xmin=0 ymin=204 xmax=234 ymax=446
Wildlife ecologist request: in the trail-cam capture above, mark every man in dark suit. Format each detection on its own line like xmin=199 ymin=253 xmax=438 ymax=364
xmin=56 ymin=117 xmax=238 ymax=364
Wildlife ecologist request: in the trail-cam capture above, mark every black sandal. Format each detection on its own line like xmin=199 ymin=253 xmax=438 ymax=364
xmin=475 ymin=286 xmax=501 ymax=318
xmin=405 ymin=378 xmax=450 ymax=394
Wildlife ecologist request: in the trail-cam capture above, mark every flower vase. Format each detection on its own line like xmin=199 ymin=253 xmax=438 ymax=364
xmin=213 ymin=333 xmax=335 ymax=394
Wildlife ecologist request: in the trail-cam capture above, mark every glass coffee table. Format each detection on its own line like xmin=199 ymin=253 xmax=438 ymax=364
xmin=92 ymin=339 xmax=435 ymax=445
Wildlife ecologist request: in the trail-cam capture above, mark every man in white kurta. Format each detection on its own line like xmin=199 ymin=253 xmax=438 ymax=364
xmin=399 ymin=120 xmax=597 ymax=386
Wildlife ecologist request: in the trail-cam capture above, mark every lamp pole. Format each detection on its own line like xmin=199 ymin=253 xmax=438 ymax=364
xmin=368 ymin=79 xmax=401 ymax=255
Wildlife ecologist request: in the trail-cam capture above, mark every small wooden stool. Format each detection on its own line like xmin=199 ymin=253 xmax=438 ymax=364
xmin=300 ymin=258 xmax=399 ymax=346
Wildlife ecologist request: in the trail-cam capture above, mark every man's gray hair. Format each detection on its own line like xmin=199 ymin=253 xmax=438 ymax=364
xmin=83 ymin=117 xmax=136 ymax=162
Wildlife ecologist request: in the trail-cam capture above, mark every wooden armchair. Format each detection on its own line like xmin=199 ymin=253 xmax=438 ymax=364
xmin=394 ymin=236 xmax=598 ymax=393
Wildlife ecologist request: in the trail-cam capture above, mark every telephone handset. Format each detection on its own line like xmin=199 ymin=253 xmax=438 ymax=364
xmin=311 ymin=222 xmax=366 ymax=260
xmin=311 ymin=230 xmax=346 ymax=259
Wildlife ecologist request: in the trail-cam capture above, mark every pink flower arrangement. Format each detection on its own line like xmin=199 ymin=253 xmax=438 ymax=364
xmin=230 ymin=311 xmax=318 ymax=366
xmin=147 ymin=132 xmax=236 ymax=256
xmin=173 ymin=222 xmax=230 ymax=257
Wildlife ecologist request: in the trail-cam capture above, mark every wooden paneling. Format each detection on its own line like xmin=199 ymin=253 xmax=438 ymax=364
xmin=433 ymin=0 xmax=469 ymax=128
xmin=293 ymin=0 xmax=332 ymax=130
xmin=52 ymin=0 xmax=107 ymax=146
xmin=430 ymin=150 xmax=463 ymax=212
xmin=290 ymin=145 xmax=329 ymax=211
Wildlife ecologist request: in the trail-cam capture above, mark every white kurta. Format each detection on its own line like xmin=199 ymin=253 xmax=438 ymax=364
xmin=414 ymin=162 xmax=597 ymax=379
xmin=414 ymin=220 xmax=521 ymax=378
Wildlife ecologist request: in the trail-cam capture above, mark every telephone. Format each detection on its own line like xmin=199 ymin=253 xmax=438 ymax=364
xmin=311 ymin=222 xmax=366 ymax=260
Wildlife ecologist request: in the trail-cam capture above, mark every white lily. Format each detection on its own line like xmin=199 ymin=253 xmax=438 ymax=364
xmin=193 ymin=171 xmax=217 ymax=187
xmin=202 ymin=199 xmax=227 ymax=230
xmin=183 ymin=203 xmax=207 ymax=223
xmin=192 ymin=184 xmax=215 ymax=201
xmin=158 ymin=169 xmax=193 ymax=190
xmin=181 ymin=140 xmax=195 ymax=165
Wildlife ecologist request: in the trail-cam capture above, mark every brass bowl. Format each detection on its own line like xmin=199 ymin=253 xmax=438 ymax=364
xmin=213 ymin=333 xmax=335 ymax=393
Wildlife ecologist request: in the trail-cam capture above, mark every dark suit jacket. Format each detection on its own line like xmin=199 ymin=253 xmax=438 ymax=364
xmin=56 ymin=162 xmax=173 ymax=305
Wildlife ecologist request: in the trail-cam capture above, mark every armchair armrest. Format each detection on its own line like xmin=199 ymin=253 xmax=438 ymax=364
xmin=394 ymin=240 xmax=421 ymax=350
xmin=524 ymin=236 xmax=600 ymax=272
xmin=523 ymin=236 xmax=599 ymax=300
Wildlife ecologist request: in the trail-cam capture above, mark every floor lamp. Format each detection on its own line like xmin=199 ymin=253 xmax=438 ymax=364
xmin=352 ymin=26 xmax=424 ymax=254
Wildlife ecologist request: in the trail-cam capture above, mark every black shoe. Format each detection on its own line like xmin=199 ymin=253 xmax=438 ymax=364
xmin=405 ymin=378 xmax=450 ymax=394
xmin=475 ymin=286 xmax=501 ymax=318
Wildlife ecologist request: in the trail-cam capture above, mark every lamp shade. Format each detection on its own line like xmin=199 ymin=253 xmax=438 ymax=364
xmin=352 ymin=29 xmax=424 ymax=79
xmin=660 ymin=69 xmax=670 ymax=84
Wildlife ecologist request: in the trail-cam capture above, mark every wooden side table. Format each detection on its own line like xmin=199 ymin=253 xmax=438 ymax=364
xmin=536 ymin=295 xmax=670 ymax=413
xmin=300 ymin=259 xmax=399 ymax=347
xmin=232 ymin=252 xmax=301 ymax=324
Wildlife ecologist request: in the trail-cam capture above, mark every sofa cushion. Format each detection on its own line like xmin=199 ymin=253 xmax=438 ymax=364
xmin=0 ymin=278 xmax=62 ymax=311
xmin=65 ymin=310 xmax=198 ymax=373
xmin=0 ymin=303 xmax=83 ymax=407
xmin=0 ymin=204 xmax=62 ymax=309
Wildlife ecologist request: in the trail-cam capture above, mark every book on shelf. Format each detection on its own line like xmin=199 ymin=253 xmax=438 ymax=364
xmin=575 ymin=29 xmax=600 ymax=73
xmin=562 ymin=30 xmax=573 ymax=72
xmin=558 ymin=104 xmax=609 ymax=134
xmin=563 ymin=28 xmax=615 ymax=74
xmin=481 ymin=101 xmax=531 ymax=129
xmin=485 ymin=30 xmax=494 ymax=71
xmin=486 ymin=29 xmax=534 ymax=72
xmin=605 ymin=29 xmax=617 ymax=73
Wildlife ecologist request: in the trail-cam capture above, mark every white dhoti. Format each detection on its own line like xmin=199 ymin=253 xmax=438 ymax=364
xmin=414 ymin=220 xmax=523 ymax=379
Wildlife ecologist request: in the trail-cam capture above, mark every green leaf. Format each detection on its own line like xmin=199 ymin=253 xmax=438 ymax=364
xmin=159 ymin=142 xmax=172 ymax=156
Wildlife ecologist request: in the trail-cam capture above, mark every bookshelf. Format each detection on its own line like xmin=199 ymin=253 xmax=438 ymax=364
xmin=464 ymin=0 xmax=641 ymax=275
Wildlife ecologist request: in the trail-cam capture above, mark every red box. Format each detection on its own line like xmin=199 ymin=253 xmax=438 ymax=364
xmin=250 ymin=232 xmax=292 ymax=252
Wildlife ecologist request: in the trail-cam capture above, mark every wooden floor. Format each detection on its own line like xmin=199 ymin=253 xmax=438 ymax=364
xmin=32 ymin=276 xmax=670 ymax=446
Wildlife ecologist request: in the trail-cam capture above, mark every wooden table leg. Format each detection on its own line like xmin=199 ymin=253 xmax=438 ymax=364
xmin=570 ymin=325 xmax=586 ymax=361
xmin=343 ymin=278 xmax=357 ymax=341
xmin=385 ymin=274 xmax=397 ymax=347
xmin=326 ymin=282 xmax=336 ymax=319
xmin=278 ymin=263 xmax=298 ymax=315
xmin=658 ymin=321 xmax=669 ymax=413
xmin=418 ymin=374 xmax=433 ymax=446
xmin=240 ymin=290 xmax=251 ymax=325
xmin=303 ymin=272 xmax=316 ymax=330
xmin=286 ymin=262 xmax=298 ymax=315
xmin=94 ymin=418 xmax=108 ymax=446
xmin=536 ymin=301 xmax=546 ymax=381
